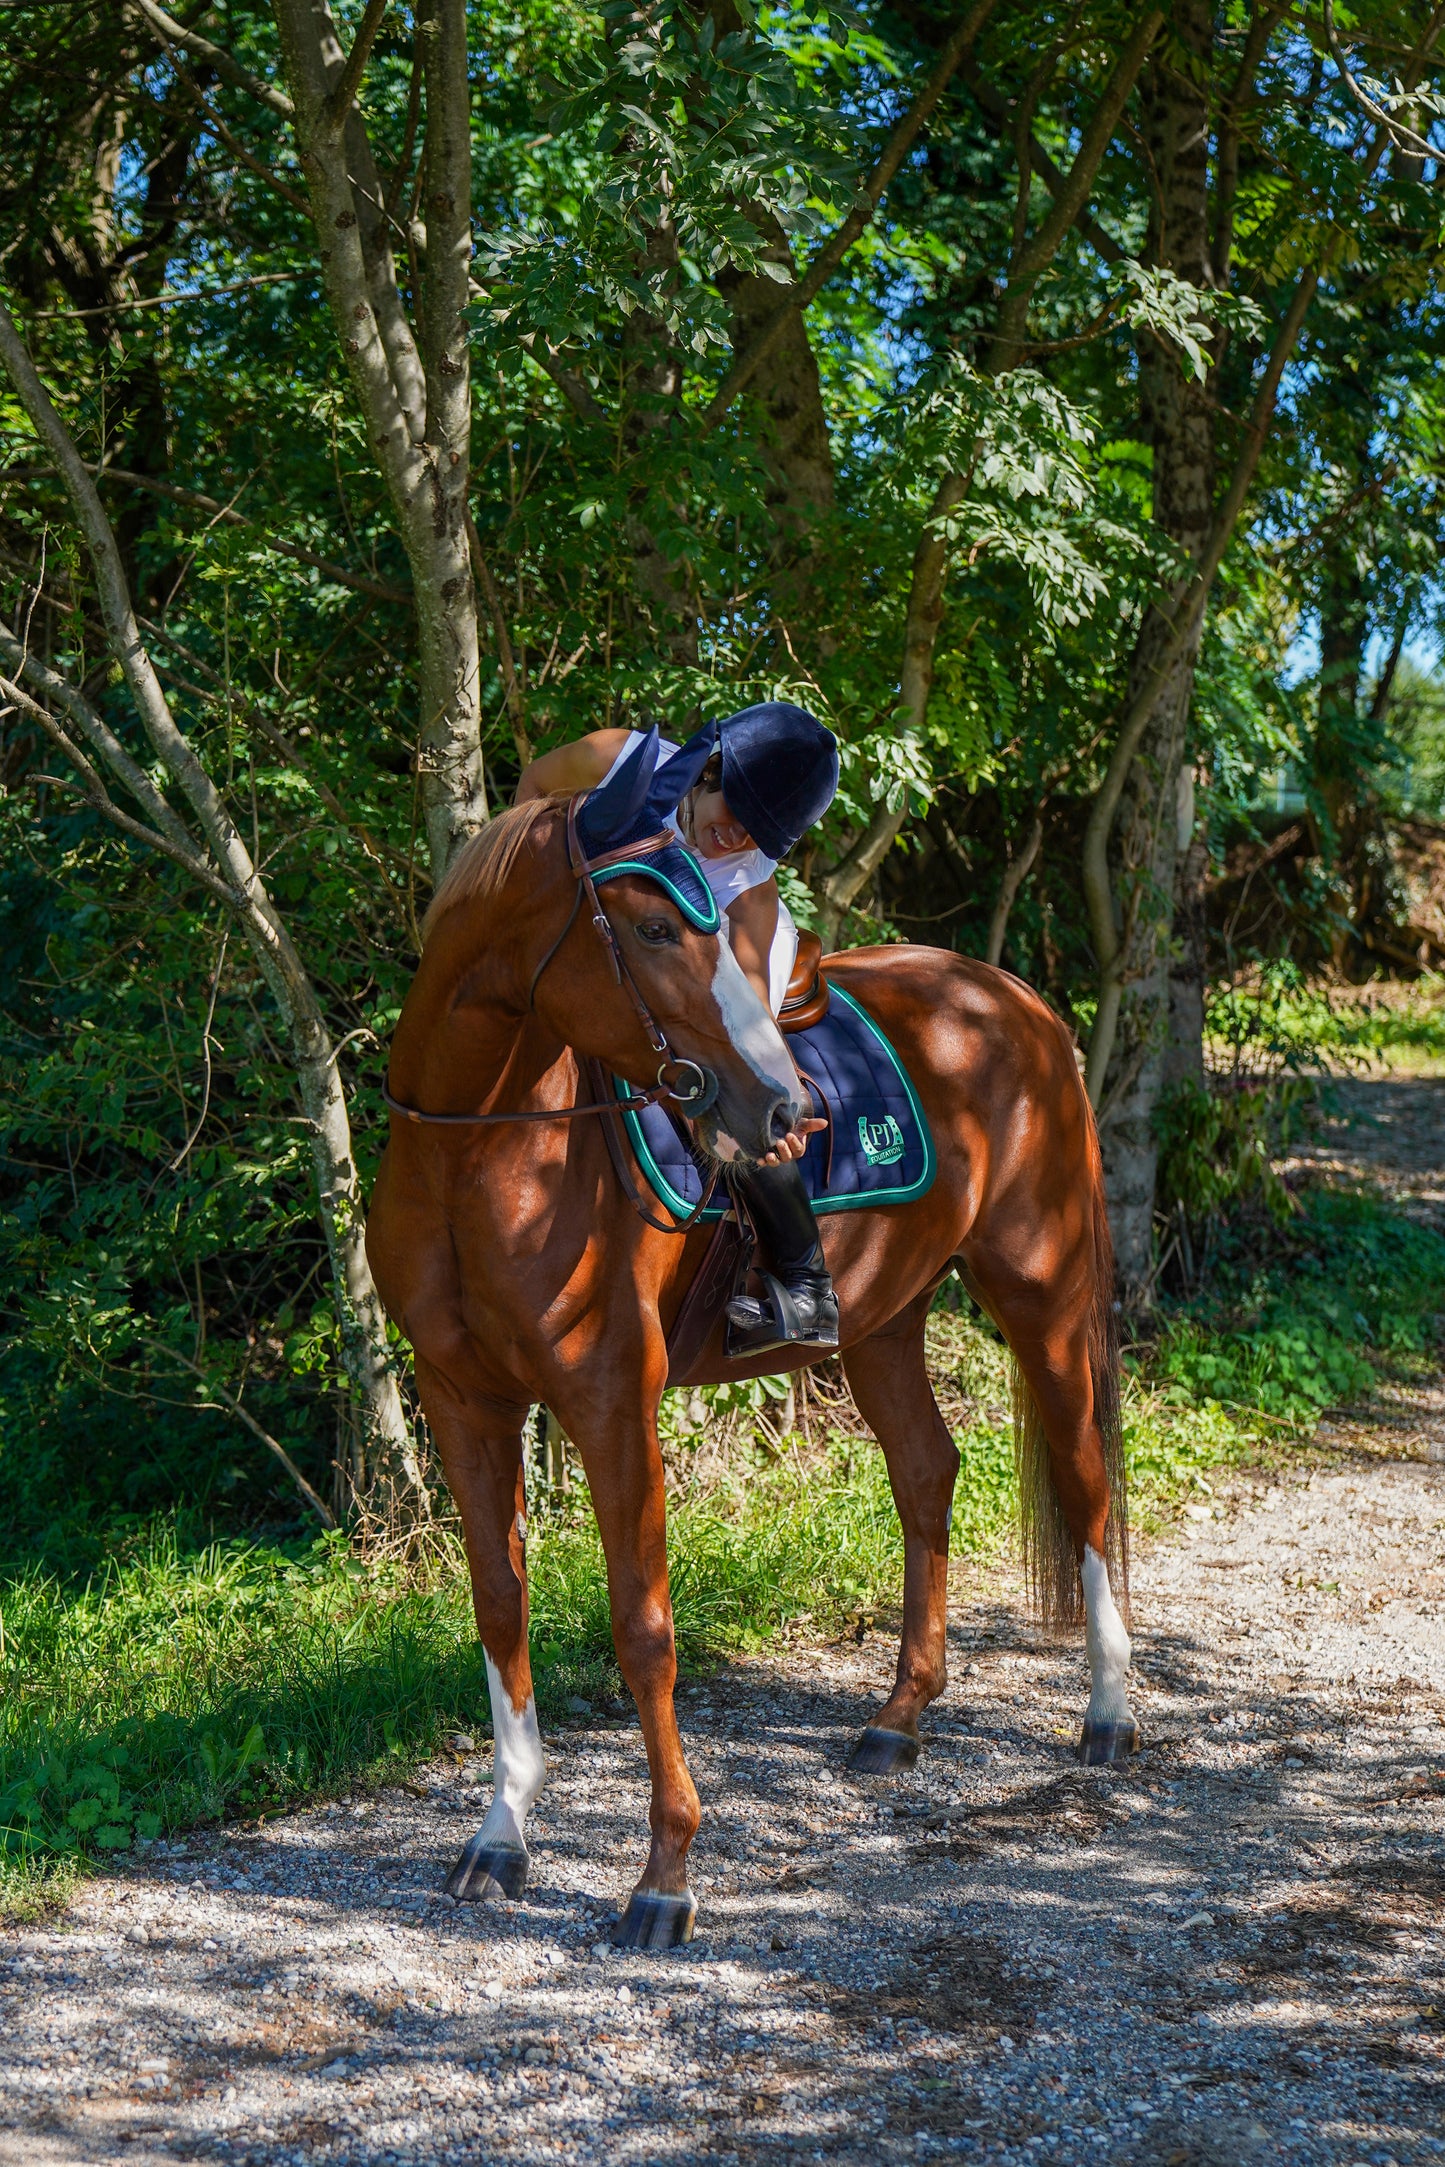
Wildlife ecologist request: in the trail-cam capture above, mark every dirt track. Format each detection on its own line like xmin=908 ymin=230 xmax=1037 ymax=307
xmin=3 ymin=1084 xmax=1444 ymax=2167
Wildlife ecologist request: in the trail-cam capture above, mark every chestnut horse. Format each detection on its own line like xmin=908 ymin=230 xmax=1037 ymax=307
xmin=366 ymin=785 xmax=1134 ymax=1951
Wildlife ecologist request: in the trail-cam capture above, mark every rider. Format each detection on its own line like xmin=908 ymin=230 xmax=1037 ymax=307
xmin=517 ymin=703 xmax=841 ymax=1351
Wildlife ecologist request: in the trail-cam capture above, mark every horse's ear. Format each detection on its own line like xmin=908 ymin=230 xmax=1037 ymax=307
xmin=576 ymin=727 xmax=661 ymax=848
xmin=643 ymin=718 xmax=716 ymax=820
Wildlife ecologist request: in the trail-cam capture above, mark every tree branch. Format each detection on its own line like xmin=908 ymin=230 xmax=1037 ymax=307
xmin=958 ymin=53 xmax=1124 ymax=264
xmin=818 ymin=21 xmax=1163 ymax=936
xmin=324 ymin=0 xmax=391 ymax=137
xmin=0 ymin=620 xmax=196 ymax=853
xmin=1212 ymin=4 xmax=1284 ymax=286
xmin=1323 ymin=0 xmax=1437 ymax=158
xmin=2 ymin=674 xmax=242 ymax=906
xmin=701 ymin=0 xmax=1001 ymax=435
xmin=1081 ymin=263 xmax=1323 ymax=1103
xmin=129 ymin=0 xmax=294 ymax=117
xmin=984 ymin=9 xmax=1164 ymax=369
xmin=466 ymin=512 xmax=530 ymax=765
xmin=985 ymin=808 xmax=1044 ymax=966
xmin=158 ymin=1349 xmax=337 ymax=1525
xmin=0 ymin=293 xmax=427 ymax=1501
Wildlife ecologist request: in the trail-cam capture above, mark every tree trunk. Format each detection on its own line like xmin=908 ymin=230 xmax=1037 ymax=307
xmin=273 ymin=0 xmax=486 ymax=877
xmin=0 ymin=299 xmax=427 ymax=1510
xmin=1093 ymin=0 xmax=1215 ymax=1295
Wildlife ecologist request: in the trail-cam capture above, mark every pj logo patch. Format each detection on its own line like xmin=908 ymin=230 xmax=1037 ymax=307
xmin=857 ymin=1112 xmax=905 ymax=1167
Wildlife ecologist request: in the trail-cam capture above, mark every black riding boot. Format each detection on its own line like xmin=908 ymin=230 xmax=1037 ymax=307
xmin=726 ymin=1160 xmax=839 ymax=1355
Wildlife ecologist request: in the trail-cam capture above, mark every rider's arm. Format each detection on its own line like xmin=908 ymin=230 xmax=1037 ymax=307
xmin=724 ymin=879 xmax=779 ymax=1011
xmin=727 ymin=881 xmax=822 ymax=1167
xmin=515 ymin=728 xmax=634 ymax=804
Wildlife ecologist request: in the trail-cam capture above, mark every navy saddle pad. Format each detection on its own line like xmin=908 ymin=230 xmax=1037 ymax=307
xmin=615 ymin=983 xmax=935 ymax=1220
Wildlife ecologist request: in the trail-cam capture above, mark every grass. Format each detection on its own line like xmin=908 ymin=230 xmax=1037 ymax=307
xmin=1207 ymin=967 xmax=1445 ymax=1077
xmin=5 ymin=1073 xmax=1443 ymax=1917
xmin=0 ymin=1334 xmax=1275 ymax=1909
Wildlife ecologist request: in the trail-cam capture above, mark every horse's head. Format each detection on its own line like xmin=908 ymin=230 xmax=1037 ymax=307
xmin=536 ymin=727 xmax=804 ymax=1166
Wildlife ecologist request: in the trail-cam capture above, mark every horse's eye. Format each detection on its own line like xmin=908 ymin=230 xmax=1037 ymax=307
xmin=635 ymin=918 xmax=680 ymax=947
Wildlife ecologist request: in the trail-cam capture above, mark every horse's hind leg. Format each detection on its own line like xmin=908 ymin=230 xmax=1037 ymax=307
xmin=969 ymin=1263 xmax=1138 ymax=1764
xmin=841 ymin=1294 xmax=960 ymax=1773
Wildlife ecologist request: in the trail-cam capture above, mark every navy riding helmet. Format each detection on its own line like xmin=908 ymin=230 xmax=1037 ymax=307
xmin=573 ymin=702 xmax=840 ymax=931
xmin=716 ymin=702 xmax=839 ymax=863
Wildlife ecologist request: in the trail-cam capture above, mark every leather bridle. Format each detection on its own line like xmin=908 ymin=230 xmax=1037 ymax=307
xmin=381 ymin=794 xmax=721 ymax=1138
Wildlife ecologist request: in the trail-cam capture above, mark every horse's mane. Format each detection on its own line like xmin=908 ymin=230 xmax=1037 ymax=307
xmin=421 ymin=796 xmax=562 ymax=945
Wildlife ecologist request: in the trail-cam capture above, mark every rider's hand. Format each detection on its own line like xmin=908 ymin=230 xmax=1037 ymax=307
xmin=760 ymin=1116 xmax=826 ymax=1168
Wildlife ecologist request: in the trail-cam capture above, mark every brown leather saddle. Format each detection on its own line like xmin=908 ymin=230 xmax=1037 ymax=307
xmin=663 ymin=932 xmax=832 ymax=1382
xmin=778 ymin=929 xmax=830 ymax=1032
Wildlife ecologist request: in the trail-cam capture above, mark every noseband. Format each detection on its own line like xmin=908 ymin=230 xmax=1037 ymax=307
xmin=381 ymin=795 xmax=721 ymax=1132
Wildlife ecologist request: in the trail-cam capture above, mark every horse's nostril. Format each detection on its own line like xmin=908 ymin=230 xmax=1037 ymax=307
xmin=768 ymin=1101 xmax=795 ymax=1145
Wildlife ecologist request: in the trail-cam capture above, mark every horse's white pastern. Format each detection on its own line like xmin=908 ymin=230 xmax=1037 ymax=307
xmin=478 ymin=1648 xmax=545 ymax=1851
xmin=1081 ymin=1544 xmax=1134 ymax=1726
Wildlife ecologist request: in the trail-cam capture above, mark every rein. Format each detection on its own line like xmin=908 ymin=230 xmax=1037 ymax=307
xmin=380 ymin=796 xmax=721 ymax=1183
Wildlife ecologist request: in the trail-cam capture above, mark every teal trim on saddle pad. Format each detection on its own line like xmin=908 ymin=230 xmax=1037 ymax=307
xmin=592 ymin=854 xmax=722 ymax=933
xmin=613 ymin=982 xmax=936 ymax=1220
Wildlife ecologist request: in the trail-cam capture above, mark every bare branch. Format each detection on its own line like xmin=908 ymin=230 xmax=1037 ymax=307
xmin=517 ymin=330 xmax=608 ymax=424
xmin=985 ymin=808 xmax=1044 ymax=966
xmin=958 ymin=53 xmax=1124 ymax=264
xmin=129 ymin=0 xmax=294 ymax=117
xmin=0 ymin=295 xmax=426 ymax=1502
xmin=0 ymin=618 xmax=197 ymax=853
xmin=191 ymin=87 xmax=311 ymax=217
xmin=985 ymin=9 xmax=1164 ymax=368
xmin=30 ymin=271 xmax=300 ymax=321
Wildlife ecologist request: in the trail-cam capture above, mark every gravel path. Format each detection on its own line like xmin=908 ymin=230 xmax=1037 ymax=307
xmin=4 ymin=1082 xmax=1443 ymax=2167
xmin=5 ymin=1440 xmax=1442 ymax=2167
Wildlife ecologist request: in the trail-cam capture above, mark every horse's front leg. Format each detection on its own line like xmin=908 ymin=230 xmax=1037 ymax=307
xmin=558 ymin=1386 xmax=700 ymax=1950
xmin=414 ymin=1364 xmax=546 ymax=1902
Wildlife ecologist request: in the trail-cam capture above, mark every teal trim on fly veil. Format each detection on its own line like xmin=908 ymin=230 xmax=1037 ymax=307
xmin=592 ymin=855 xmax=722 ymax=933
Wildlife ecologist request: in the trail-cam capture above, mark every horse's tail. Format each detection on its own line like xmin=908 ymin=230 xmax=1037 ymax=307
xmin=1012 ymin=1061 xmax=1129 ymax=1632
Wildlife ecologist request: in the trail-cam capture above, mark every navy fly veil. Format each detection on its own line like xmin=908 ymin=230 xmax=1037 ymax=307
xmin=614 ymin=984 xmax=935 ymax=1219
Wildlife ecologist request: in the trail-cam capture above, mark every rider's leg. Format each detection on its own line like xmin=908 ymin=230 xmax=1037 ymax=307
xmin=726 ymin=1158 xmax=839 ymax=1350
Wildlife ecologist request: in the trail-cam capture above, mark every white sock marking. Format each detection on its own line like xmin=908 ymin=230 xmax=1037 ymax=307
xmin=1081 ymin=1544 xmax=1134 ymax=1728
xmin=478 ymin=1649 xmax=545 ymax=1852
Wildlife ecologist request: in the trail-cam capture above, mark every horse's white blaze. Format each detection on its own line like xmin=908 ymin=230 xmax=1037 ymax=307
xmin=1081 ymin=1544 xmax=1134 ymax=1726
xmin=710 ymin=939 xmax=794 ymax=1098
xmin=478 ymin=1649 xmax=545 ymax=1853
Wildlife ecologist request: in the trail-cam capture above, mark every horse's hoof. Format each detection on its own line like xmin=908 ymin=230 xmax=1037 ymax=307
xmin=611 ymin=1889 xmax=697 ymax=1951
xmin=847 ymin=1725 xmax=920 ymax=1774
xmin=1076 ymin=1720 xmax=1139 ymax=1765
xmin=444 ymin=1836 xmax=529 ymax=1902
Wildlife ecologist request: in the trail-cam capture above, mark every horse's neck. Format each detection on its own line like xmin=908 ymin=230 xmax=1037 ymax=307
xmin=394 ymin=899 xmax=570 ymax=1113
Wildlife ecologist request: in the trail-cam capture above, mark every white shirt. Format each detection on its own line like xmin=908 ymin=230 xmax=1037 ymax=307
xmin=603 ymin=731 xmax=799 ymax=1011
